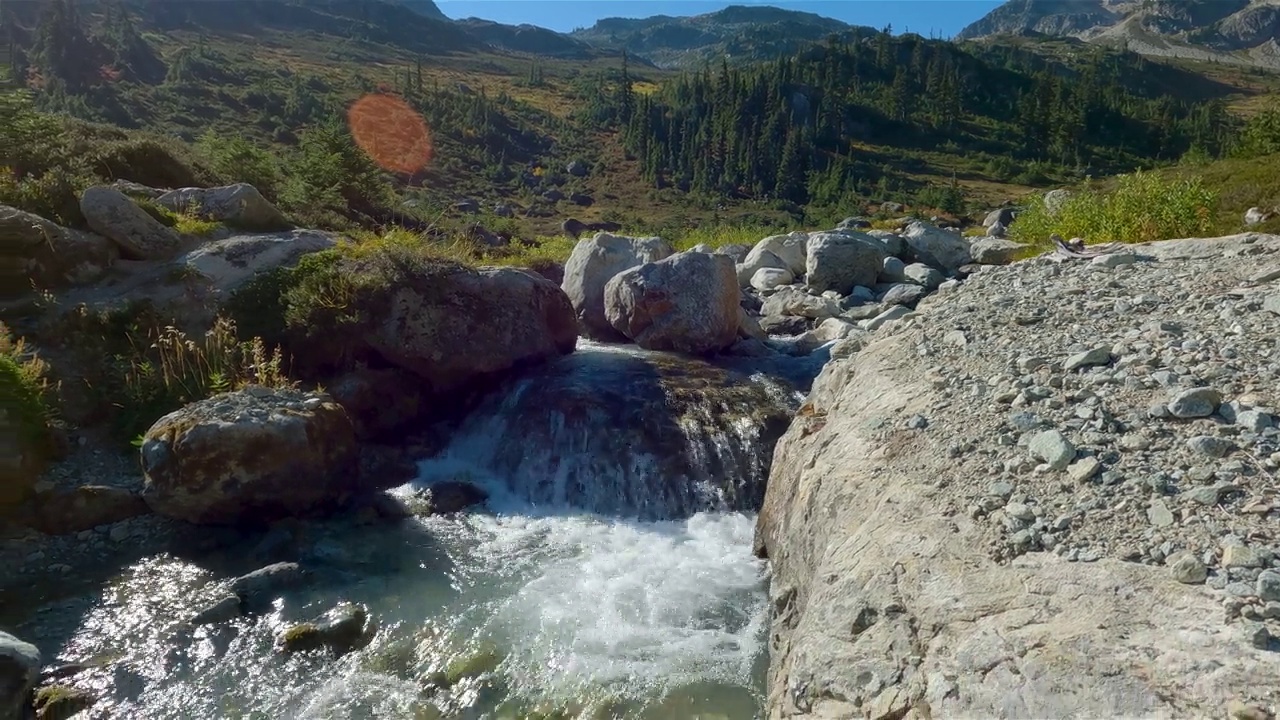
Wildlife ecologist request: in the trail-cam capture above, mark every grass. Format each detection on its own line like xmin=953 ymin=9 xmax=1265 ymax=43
xmin=1009 ymin=170 xmax=1217 ymax=254
xmin=137 ymin=199 xmax=226 ymax=237
xmin=1162 ymin=151 xmax=1280 ymax=236
xmin=1 ymin=322 xmax=55 ymax=503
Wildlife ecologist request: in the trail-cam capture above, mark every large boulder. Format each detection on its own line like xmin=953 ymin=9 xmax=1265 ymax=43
xmin=805 ymin=231 xmax=887 ymax=295
xmin=326 ymin=368 xmax=431 ymax=440
xmin=902 ymin=221 xmax=971 ymax=272
xmin=970 ymin=237 xmax=1027 ymax=265
xmin=561 ymin=233 xmax=674 ymax=340
xmin=139 ymin=387 xmax=360 ymax=525
xmin=737 ymin=250 xmax=790 ymax=288
xmin=604 ymin=252 xmax=740 ymax=355
xmin=742 ymin=232 xmax=809 ymax=276
xmin=366 ymin=266 xmax=578 ymax=393
xmin=761 ymin=286 xmax=839 ymax=320
xmin=715 ymin=243 xmax=751 ymax=263
xmin=0 ymin=204 xmax=117 ymax=298
xmin=79 ymin=186 xmax=182 ymax=260
xmin=156 ymin=183 xmax=290 ymax=231
xmin=180 ymin=230 xmax=337 ymax=293
xmin=0 ymin=631 xmax=39 ymax=720
xmin=983 ymin=207 xmax=1017 ymax=228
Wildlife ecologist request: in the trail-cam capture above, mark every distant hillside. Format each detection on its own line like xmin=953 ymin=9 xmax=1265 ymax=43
xmin=458 ymin=18 xmax=598 ymax=59
xmin=570 ymin=4 xmax=873 ymax=68
xmin=957 ymin=0 xmax=1280 ymax=68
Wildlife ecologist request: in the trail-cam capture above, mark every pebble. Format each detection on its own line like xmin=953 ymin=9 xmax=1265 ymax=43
xmin=1223 ymin=545 xmax=1268 ymax=569
xmin=1147 ymin=500 xmax=1175 ymax=528
xmin=1064 ymin=346 xmax=1113 ymax=372
xmin=1167 ymin=551 xmax=1208 ymax=584
xmin=1029 ymin=430 xmax=1075 ymax=471
xmin=1167 ymin=387 xmax=1222 ymax=419
xmin=1066 ymin=457 xmax=1101 ymax=483
xmin=1187 ymin=435 xmax=1234 ymax=458
xmin=1257 ymin=570 xmax=1280 ymax=602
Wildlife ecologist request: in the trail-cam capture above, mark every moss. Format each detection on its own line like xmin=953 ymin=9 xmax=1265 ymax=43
xmin=33 ymin=684 xmax=95 ymax=720
xmin=277 ymin=622 xmax=324 ymax=653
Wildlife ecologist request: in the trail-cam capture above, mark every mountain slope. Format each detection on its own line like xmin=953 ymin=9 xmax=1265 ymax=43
xmin=570 ymin=5 xmax=873 ymax=68
xmin=958 ymin=0 xmax=1280 ymax=68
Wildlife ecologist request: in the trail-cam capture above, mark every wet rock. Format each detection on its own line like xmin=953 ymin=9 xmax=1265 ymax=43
xmin=561 ymin=233 xmax=674 ymax=340
xmin=605 ymin=251 xmax=741 ymax=355
xmin=155 ymin=183 xmax=290 ymax=231
xmin=139 ymin=387 xmax=359 ymax=525
xmin=229 ymin=562 xmax=311 ymax=605
xmin=32 ymin=684 xmax=94 ymax=720
xmin=189 ymin=595 xmax=243 ymax=626
xmin=80 ymin=185 xmax=181 ymax=260
xmin=0 ymin=631 xmax=39 ymax=720
xmin=28 ymin=486 xmax=150 ymax=535
xmin=277 ymin=602 xmax=375 ymax=657
xmin=411 ymin=481 xmax=489 ymax=515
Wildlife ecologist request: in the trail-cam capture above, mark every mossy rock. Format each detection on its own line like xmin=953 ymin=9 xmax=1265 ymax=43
xmin=276 ymin=602 xmax=374 ymax=657
xmin=277 ymin=622 xmax=325 ymax=654
xmin=443 ymin=643 xmax=503 ymax=685
xmin=34 ymin=684 xmax=95 ymax=720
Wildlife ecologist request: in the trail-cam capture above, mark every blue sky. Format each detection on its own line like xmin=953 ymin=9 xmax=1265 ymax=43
xmin=433 ymin=0 xmax=1005 ymax=38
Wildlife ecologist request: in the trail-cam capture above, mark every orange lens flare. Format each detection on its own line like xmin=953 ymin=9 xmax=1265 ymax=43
xmin=347 ymin=93 xmax=433 ymax=175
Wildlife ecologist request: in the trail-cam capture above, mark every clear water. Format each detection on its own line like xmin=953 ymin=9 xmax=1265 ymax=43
xmin=11 ymin=344 xmax=814 ymax=719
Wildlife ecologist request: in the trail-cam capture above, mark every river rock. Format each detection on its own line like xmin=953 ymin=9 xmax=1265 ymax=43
xmin=0 ymin=631 xmax=39 ymax=720
xmin=410 ymin=481 xmax=489 ymax=515
xmin=33 ymin=684 xmax=95 ymax=720
xmin=865 ymin=229 xmax=907 ymax=258
xmin=715 ymin=243 xmax=751 ymax=263
xmin=362 ymin=265 xmax=578 ymax=393
xmin=744 ymin=232 xmax=809 ymax=276
xmin=759 ymin=314 xmax=809 ymax=336
xmin=970 ymin=237 xmax=1026 ymax=265
xmin=229 ymin=562 xmax=311 ymax=605
xmin=751 ymin=267 xmax=794 ymax=291
xmin=737 ymin=250 xmax=790 ymax=288
xmin=605 ymin=251 xmax=740 ymax=354
xmin=902 ymin=221 xmax=971 ymax=272
xmin=561 ymin=233 xmax=673 ymax=340
xmin=277 ymin=602 xmax=375 ymax=657
xmin=139 ymin=387 xmax=360 ymax=525
xmin=179 ymin=230 xmax=335 ymax=293
xmin=0 ymin=204 xmax=118 ymax=298
xmin=28 ymin=485 xmax=150 ymax=535
xmin=761 ymin=286 xmax=839 ymax=320
xmin=1168 ymin=387 xmax=1222 ymax=419
xmin=903 ymin=262 xmax=944 ymax=289
xmin=326 ymin=368 xmax=431 ymax=440
xmin=155 ymin=183 xmax=290 ymax=231
xmin=804 ymin=231 xmax=886 ymax=295
xmin=80 ymin=186 xmax=182 ymax=260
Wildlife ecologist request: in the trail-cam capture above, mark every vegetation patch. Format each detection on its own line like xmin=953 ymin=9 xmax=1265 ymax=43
xmin=0 ymin=323 xmax=55 ymax=489
xmin=1009 ymin=171 xmax=1217 ymax=253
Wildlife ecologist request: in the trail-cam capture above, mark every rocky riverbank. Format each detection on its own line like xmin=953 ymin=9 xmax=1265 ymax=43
xmin=756 ymin=232 xmax=1280 ymax=719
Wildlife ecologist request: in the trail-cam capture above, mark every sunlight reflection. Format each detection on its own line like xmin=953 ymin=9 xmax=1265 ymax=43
xmin=346 ymin=93 xmax=433 ymax=174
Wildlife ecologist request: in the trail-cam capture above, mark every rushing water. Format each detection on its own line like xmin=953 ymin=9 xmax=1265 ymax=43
xmin=6 ymin=343 xmax=821 ymax=719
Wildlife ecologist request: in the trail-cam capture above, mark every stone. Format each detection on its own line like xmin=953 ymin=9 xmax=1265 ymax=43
xmin=1043 ymin=188 xmax=1071 ymax=216
xmin=1244 ymin=207 xmax=1271 ymax=227
xmin=0 ymin=631 xmax=39 ymax=720
xmin=759 ymin=314 xmax=809 ymax=336
xmin=155 ymin=183 xmax=290 ymax=231
xmin=326 ymin=368 xmax=431 ymax=440
xmin=1067 ymin=457 xmax=1102 ymax=483
xmin=750 ymin=267 xmax=794 ymax=291
xmin=1147 ymin=499 xmax=1175 ymax=528
xmin=1187 ymin=435 xmax=1234 ymax=458
xmin=0 ymin=204 xmax=117 ymax=298
xmin=1091 ymin=252 xmax=1137 ymax=268
xmin=880 ymin=256 xmax=907 ymax=283
xmin=804 ymin=231 xmax=887 ymax=295
xmin=1029 ymin=430 xmax=1075 ymax=470
xmin=903 ymin=262 xmax=944 ymax=289
xmin=79 ymin=185 xmax=182 ymax=260
xmin=737 ymin=308 xmax=767 ymax=341
xmin=32 ymin=684 xmax=95 ymax=720
xmin=1168 ymin=387 xmax=1222 ymax=419
xmin=1223 ymin=545 xmax=1268 ymax=569
xmin=605 ymin=251 xmax=741 ymax=354
xmin=229 ymin=562 xmax=311 ymax=605
xmin=902 ymin=221 xmax=972 ymax=272
xmin=864 ymin=229 xmax=907 ymax=257
xmin=139 ymin=387 xmax=360 ymax=525
xmin=1064 ymin=346 xmax=1112 ymax=372
xmin=410 ymin=481 xmax=488 ymax=515
xmin=1256 ymin=571 xmax=1280 ymax=602
xmin=1235 ymin=410 xmax=1274 ymax=432
xmin=861 ymin=305 xmax=911 ymax=332
xmin=761 ymin=286 xmax=840 ymax=320
xmin=1263 ymin=294 xmax=1280 ymax=317
xmin=561 ymin=233 xmax=674 ymax=340
xmin=1167 ymin=552 xmax=1208 ymax=584
xmin=277 ymin=602 xmax=375 ymax=657
xmin=969 ymin=237 xmax=1025 ymax=265
xmin=28 ymin=485 xmax=150 ymax=535
xmin=880 ymin=283 xmax=927 ymax=307
xmin=178 ymin=230 xmax=336 ymax=293
xmin=190 ymin=595 xmax=243 ymax=626
xmin=742 ymin=232 xmax=809 ymax=277
xmin=714 ymin=243 xmax=750 ymax=263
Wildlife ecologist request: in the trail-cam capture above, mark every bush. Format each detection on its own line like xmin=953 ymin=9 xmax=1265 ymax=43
xmin=1010 ymin=171 xmax=1217 ymax=251
xmin=0 ymin=323 xmax=53 ymax=453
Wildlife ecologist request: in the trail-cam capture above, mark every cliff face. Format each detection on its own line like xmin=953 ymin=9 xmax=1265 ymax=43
xmin=755 ymin=234 xmax=1280 ymax=718
xmin=958 ymin=0 xmax=1280 ymax=60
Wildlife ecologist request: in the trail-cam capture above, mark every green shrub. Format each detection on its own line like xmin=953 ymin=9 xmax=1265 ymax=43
xmin=1010 ymin=171 xmax=1217 ymax=253
xmin=0 ymin=323 xmax=53 ymax=457
xmin=195 ymin=130 xmax=282 ymax=201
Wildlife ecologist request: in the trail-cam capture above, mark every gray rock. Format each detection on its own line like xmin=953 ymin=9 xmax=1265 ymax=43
xmin=0 ymin=204 xmax=117 ymax=298
xmin=1168 ymin=387 xmax=1222 ymax=419
xmin=805 ymin=231 xmax=886 ymax=295
xmin=1223 ymin=545 xmax=1268 ymax=569
xmin=179 ymin=230 xmax=336 ymax=293
xmin=750 ymin=267 xmax=794 ymax=291
xmin=761 ymin=286 xmax=840 ymax=320
xmin=190 ymin=595 xmax=243 ymax=625
xmin=864 ymin=229 xmax=907 ymax=257
xmin=1263 ymin=294 xmax=1280 ymax=317
xmin=1147 ymin=499 xmax=1175 ymax=528
xmin=759 ymin=314 xmax=809 ymax=336
xmin=0 ymin=631 xmax=39 ymax=720
xmin=605 ymin=251 xmax=741 ymax=355
xmin=229 ymin=562 xmax=311 ymax=606
xmin=743 ymin=232 xmax=809 ymax=277
xmin=1235 ymin=410 xmax=1274 ymax=432
xmin=1257 ymin=571 xmax=1280 ymax=602
xmin=903 ymin=262 xmax=944 ymax=289
xmin=155 ymin=183 xmax=290 ymax=231
xmin=80 ymin=185 xmax=182 ymax=260
xmin=861 ymin=305 xmax=911 ymax=331
xmin=1167 ymin=552 xmax=1208 ymax=584
xmin=880 ymin=256 xmax=907 ymax=283
xmin=714 ymin=243 xmax=750 ymax=263
xmin=902 ymin=221 xmax=972 ymax=272
xmin=1067 ymin=457 xmax=1102 ymax=483
xmin=880 ymin=283 xmax=927 ymax=307
xmin=561 ymin=233 xmax=674 ymax=340
xmin=1091 ymin=252 xmax=1136 ymax=268
xmin=983 ymin=207 xmax=1017 ymax=228
xmin=1029 ymin=430 xmax=1076 ymax=470
xmin=969 ymin=237 xmax=1025 ymax=265
xmin=1187 ymin=435 xmax=1234 ymax=458
xmin=1064 ymin=346 xmax=1113 ymax=372
xmin=1181 ymin=483 xmax=1233 ymax=506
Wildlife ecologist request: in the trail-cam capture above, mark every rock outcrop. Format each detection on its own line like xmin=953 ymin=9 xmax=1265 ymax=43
xmin=139 ymin=387 xmax=360 ymax=525
xmin=180 ymin=230 xmax=336 ymax=293
xmin=756 ymin=234 xmax=1280 ymax=718
xmin=902 ymin=221 xmax=971 ymax=272
xmin=604 ymin=251 xmax=740 ymax=354
xmin=0 ymin=631 xmax=39 ymax=720
xmin=80 ymin=186 xmax=182 ymax=260
xmin=804 ymin=231 xmax=886 ymax=295
xmin=561 ymin=233 xmax=674 ymax=339
xmin=155 ymin=183 xmax=290 ymax=231
xmin=0 ymin=205 xmax=117 ymax=298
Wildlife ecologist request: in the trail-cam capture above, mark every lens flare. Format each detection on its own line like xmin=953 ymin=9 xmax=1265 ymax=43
xmin=347 ymin=93 xmax=433 ymax=174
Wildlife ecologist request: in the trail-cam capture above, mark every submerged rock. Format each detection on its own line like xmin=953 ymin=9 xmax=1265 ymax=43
xmin=139 ymin=387 xmax=359 ymax=525
xmin=277 ymin=602 xmax=375 ymax=657
xmin=229 ymin=562 xmax=311 ymax=608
